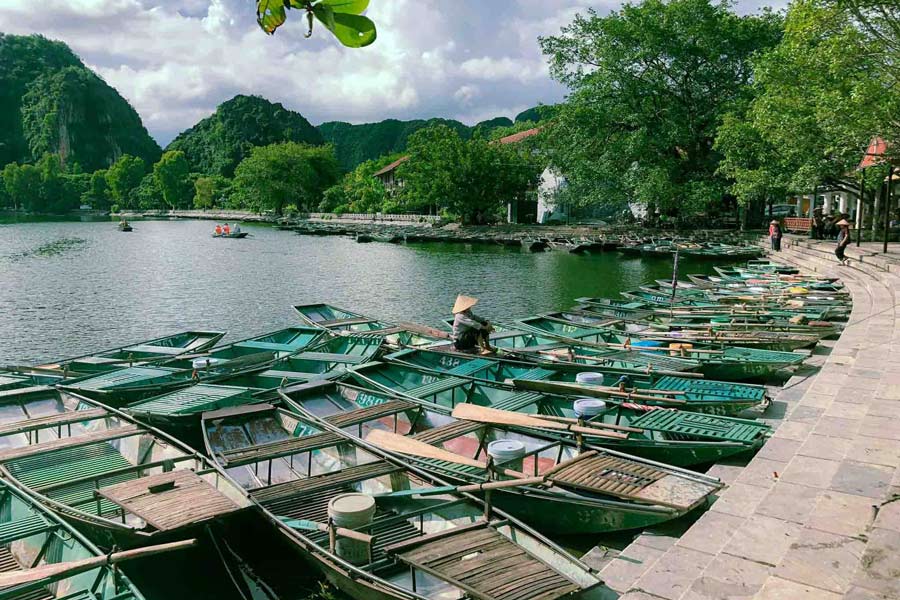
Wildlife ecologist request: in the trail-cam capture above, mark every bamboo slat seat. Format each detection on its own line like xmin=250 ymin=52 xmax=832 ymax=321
xmin=251 ymin=461 xmax=400 ymax=505
xmin=395 ymin=526 xmax=579 ymax=600
xmin=0 ymin=409 xmax=108 ymax=437
xmin=412 ymin=421 xmax=482 ymax=445
xmin=446 ymin=359 xmax=493 ymax=377
xmin=405 ymin=377 xmax=469 ymax=398
xmin=0 ymin=546 xmax=54 ymax=600
xmin=219 ymin=432 xmax=344 ymax=467
xmin=324 ymin=400 xmax=418 ymax=428
xmin=0 ymin=425 xmax=139 ymax=463
xmin=490 ymin=392 xmax=544 ymax=412
xmin=0 ymin=514 xmax=53 ymax=545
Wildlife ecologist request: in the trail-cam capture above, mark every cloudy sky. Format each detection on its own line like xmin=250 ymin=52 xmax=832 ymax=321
xmin=0 ymin=0 xmax=782 ymax=146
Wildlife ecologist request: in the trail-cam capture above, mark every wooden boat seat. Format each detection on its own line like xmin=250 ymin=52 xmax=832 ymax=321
xmin=96 ymin=470 xmax=243 ymax=531
xmin=324 ymin=400 xmax=418 ymax=429
xmin=652 ymin=376 xmax=766 ymax=401
xmin=0 ymin=425 xmax=139 ymax=462
xmin=543 ymin=451 xmax=717 ymax=510
xmin=219 ymin=431 xmax=344 ymax=467
xmin=294 ymin=352 xmax=366 ymax=364
xmin=251 ymin=461 xmax=400 ymax=505
xmin=514 ymin=368 xmax=555 ymax=381
xmin=261 ymin=369 xmax=323 ymax=380
xmin=630 ymin=410 xmax=770 ymax=442
xmin=491 ymin=392 xmax=544 ymax=412
xmin=392 ymin=524 xmax=579 ymax=600
xmin=405 ymin=377 xmax=469 ymax=398
xmin=319 ymin=317 xmax=376 ymax=327
xmin=0 ymin=546 xmax=55 ymax=600
xmin=445 ymin=359 xmax=493 ymax=377
xmin=63 ymin=367 xmax=175 ymax=391
xmin=412 ymin=421 xmax=483 ymax=445
xmin=128 ymin=385 xmax=252 ymax=417
xmin=70 ymin=356 xmax=123 ymax=365
xmin=0 ymin=513 xmax=54 ymax=545
xmin=0 ymin=409 xmax=108 ymax=437
xmin=235 ymin=341 xmax=298 ymax=353
xmin=120 ymin=344 xmax=185 ymax=356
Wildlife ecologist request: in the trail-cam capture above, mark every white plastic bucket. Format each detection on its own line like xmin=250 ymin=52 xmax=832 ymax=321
xmin=328 ymin=493 xmax=376 ymax=565
xmin=573 ymin=398 xmax=607 ymax=418
xmin=575 ymin=372 xmax=606 ymax=386
xmin=487 ymin=439 xmax=527 ymax=472
xmin=192 ymin=357 xmax=225 ymax=369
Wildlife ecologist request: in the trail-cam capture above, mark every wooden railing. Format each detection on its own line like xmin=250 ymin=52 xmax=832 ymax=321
xmin=783 ymin=217 xmax=813 ymax=232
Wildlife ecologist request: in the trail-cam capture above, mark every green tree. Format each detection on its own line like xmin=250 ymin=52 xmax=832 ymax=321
xmin=397 ymin=125 xmax=542 ymax=223
xmin=232 ymin=142 xmax=340 ymax=214
xmin=62 ymin=173 xmax=91 ymax=210
xmin=134 ymin=173 xmax=165 ymax=210
xmin=539 ymin=0 xmax=782 ymax=215
xmin=1 ymin=162 xmax=42 ymax=211
xmin=322 ymin=154 xmax=401 ymax=213
xmin=153 ymin=150 xmax=193 ymax=209
xmin=36 ymin=153 xmax=64 ymax=212
xmin=193 ymin=175 xmax=232 ymax=209
xmin=82 ymin=170 xmax=110 ymax=209
xmin=106 ymin=155 xmax=145 ymax=209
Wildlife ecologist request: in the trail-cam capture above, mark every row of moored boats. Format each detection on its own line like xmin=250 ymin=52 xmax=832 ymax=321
xmin=0 ymin=258 xmax=849 ymax=600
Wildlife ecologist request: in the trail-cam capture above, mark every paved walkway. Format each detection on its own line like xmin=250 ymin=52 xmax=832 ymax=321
xmin=595 ymin=236 xmax=900 ymax=600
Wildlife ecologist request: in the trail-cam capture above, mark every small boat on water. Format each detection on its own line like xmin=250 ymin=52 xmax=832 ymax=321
xmin=212 ymin=232 xmax=249 ymax=239
xmin=33 ymin=330 xmax=226 ymax=376
xmin=275 ymin=382 xmax=722 ymax=533
xmin=0 ymin=478 xmax=152 ymax=600
xmin=201 ymin=402 xmax=608 ymax=600
xmin=293 ymin=303 xmax=450 ymax=347
xmin=0 ymin=386 xmax=253 ymax=548
xmin=118 ymin=224 xmax=133 ymax=232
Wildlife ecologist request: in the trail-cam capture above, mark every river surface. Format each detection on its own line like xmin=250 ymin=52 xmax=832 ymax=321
xmin=0 ymin=219 xmax=727 ymax=365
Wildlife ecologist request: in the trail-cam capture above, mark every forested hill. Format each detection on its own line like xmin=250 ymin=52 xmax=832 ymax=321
xmin=166 ymin=95 xmax=324 ymax=177
xmin=0 ymin=34 xmax=161 ymax=172
xmin=318 ymin=106 xmax=549 ymax=171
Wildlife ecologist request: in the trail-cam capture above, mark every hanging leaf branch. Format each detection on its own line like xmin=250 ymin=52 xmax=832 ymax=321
xmin=256 ymin=0 xmax=376 ymax=47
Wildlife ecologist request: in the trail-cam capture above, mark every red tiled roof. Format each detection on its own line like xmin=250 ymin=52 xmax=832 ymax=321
xmin=859 ymin=137 xmax=889 ymax=169
xmin=496 ymin=127 xmax=542 ymax=145
xmin=372 ymin=155 xmax=410 ymax=177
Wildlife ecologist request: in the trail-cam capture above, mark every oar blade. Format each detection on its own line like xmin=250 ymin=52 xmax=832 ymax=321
xmin=365 ymin=429 xmax=486 ymax=470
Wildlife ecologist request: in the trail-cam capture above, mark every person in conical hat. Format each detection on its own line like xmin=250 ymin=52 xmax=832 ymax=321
xmin=834 ymin=219 xmax=852 ymax=265
xmin=451 ymin=294 xmax=495 ymax=354
xmin=769 ymin=219 xmax=782 ymax=252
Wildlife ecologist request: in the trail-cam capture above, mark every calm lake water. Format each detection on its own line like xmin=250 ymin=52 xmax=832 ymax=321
xmin=0 ymin=218 xmax=726 ymax=365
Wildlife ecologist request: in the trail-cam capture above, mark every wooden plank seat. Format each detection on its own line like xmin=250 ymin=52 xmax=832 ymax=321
xmin=251 ymin=461 xmax=400 ymax=505
xmin=96 ymin=470 xmax=243 ymax=531
xmin=412 ymin=421 xmax=483 ymax=445
xmin=265 ymin=486 xmax=353 ymax=523
xmin=0 ymin=425 xmax=139 ymax=463
xmin=0 ymin=409 xmax=109 ymax=437
xmin=325 ymin=400 xmax=418 ymax=429
xmin=405 ymin=377 xmax=470 ymax=399
xmin=0 ymin=546 xmax=55 ymax=600
xmin=393 ymin=525 xmax=579 ymax=600
xmin=652 ymin=376 xmax=766 ymax=400
xmin=119 ymin=344 xmax=186 ymax=356
xmin=0 ymin=513 xmax=54 ymax=545
xmin=293 ymin=352 xmax=366 ymax=364
xmin=319 ymin=317 xmax=377 ymax=327
xmin=543 ymin=451 xmax=716 ymax=510
xmin=490 ymin=392 xmax=544 ymax=412
xmin=629 ymin=410 xmax=769 ymax=442
xmin=304 ymin=508 xmax=423 ymax=565
xmin=233 ymin=341 xmax=299 ymax=353
xmin=515 ymin=368 xmax=555 ymax=381
xmin=446 ymin=359 xmax=494 ymax=377
xmin=219 ymin=432 xmax=345 ymax=467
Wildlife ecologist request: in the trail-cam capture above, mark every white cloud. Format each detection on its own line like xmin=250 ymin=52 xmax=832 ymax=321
xmin=0 ymin=0 xmax=780 ymax=144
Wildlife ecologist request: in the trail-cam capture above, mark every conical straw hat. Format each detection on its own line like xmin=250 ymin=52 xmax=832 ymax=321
xmin=836 ymin=219 xmax=851 ymax=226
xmin=452 ymin=295 xmax=479 ymax=313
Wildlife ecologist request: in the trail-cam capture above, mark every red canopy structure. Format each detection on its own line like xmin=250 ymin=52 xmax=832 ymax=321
xmin=859 ymin=137 xmax=889 ymax=169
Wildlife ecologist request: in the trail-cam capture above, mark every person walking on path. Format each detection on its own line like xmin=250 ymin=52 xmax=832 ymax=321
xmin=835 ymin=219 xmax=851 ymax=265
xmin=769 ymin=220 xmax=783 ymax=251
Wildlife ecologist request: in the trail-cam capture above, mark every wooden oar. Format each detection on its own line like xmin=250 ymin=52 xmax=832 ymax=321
xmin=0 ymin=539 xmax=197 ymax=589
xmin=365 ymin=429 xmax=528 ymax=478
xmin=397 ymin=322 xmax=453 ymax=340
xmin=511 ymin=379 xmax=688 ymax=405
xmin=536 ymin=414 xmax=642 ymax=433
xmin=376 ymin=476 xmax=548 ymax=498
xmin=451 ymin=404 xmax=633 ymax=438
xmin=523 ymin=350 xmax=705 ymax=379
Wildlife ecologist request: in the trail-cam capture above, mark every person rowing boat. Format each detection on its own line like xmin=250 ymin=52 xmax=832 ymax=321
xmin=451 ymin=294 xmax=495 ymax=354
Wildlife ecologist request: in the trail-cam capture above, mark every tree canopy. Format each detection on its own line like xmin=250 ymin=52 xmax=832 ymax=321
xmin=539 ymin=0 xmax=783 ymax=216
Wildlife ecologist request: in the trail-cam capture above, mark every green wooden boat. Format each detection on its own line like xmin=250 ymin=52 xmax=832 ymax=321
xmin=541 ymin=312 xmax=824 ymax=351
xmin=0 ymin=478 xmax=148 ymax=600
xmin=201 ymin=403 xmax=608 ymax=600
xmin=125 ymin=335 xmax=385 ymax=443
xmin=508 ymin=318 xmax=807 ymax=381
xmin=0 ymin=386 xmax=253 ymax=549
xmin=282 ymin=377 xmax=769 ymax=469
xmin=293 ymin=303 xmax=448 ymax=347
xmin=34 ymin=330 xmax=226 ymax=375
xmin=274 ymin=383 xmax=722 ymax=532
xmin=0 ymin=373 xmax=38 ymax=391
xmin=348 ymin=359 xmax=766 ymax=419
xmin=384 ymin=347 xmax=771 ymax=412
xmin=162 ymin=326 xmax=325 ymax=370
xmin=576 ymin=296 xmax=835 ymax=322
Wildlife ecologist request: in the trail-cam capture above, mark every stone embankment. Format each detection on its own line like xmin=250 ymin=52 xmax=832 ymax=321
xmin=591 ymin=235 xmax=900 ymax=599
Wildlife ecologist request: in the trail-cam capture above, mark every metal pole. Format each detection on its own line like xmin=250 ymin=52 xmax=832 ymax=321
xmin=885 ymin=165 xmax=894 ymax=254
xmin=857 ymin=169 xmax=865 ymax=247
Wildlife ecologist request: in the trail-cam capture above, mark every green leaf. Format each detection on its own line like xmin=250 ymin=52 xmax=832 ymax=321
xmin=256 ymin=0 xmax=287 ymax=34
xmin=320 ymin=0 xmax=369 ymax=15
xmin=314 ymin=11 xmax=377 ymax=47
